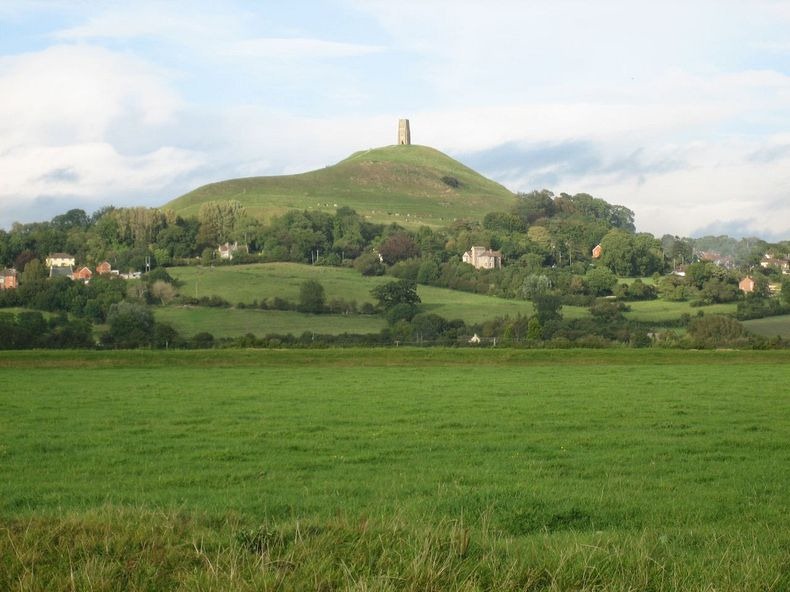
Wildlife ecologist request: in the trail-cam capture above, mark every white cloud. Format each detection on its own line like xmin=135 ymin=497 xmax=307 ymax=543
xmin=0 ymin=44 xmax=203 ymax=224
xmin=0 ymin=45 xmax=181 ymax=145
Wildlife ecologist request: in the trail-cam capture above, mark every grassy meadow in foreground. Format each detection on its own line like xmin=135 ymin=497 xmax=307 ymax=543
xmin=1 ymin=349 xmax=788 ymax=590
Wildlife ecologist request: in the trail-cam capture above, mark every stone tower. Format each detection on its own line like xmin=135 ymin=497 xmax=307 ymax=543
xmin=397 ymin=119 xmax=411 ymax=145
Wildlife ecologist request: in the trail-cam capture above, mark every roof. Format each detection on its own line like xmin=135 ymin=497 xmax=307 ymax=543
xmin=48 ymin=252 xmax=74 ymax=258
xmin=3 ymin=268 xmax=18 ymax=276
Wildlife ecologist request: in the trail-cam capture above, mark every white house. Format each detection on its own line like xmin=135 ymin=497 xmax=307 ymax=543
xmin=462 ymin=246 xmax=502 ymax=269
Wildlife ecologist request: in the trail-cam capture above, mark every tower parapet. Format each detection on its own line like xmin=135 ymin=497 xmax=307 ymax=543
xmin=397 ymin=119 xmax=411 ymax=145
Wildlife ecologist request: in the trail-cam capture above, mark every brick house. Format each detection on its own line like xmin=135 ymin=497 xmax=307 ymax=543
xmin=592 ymin=244 xmax=602 ymax=259
xmin=73 ymin=266 xmax=93 ymax=283
xmin=96 ymin=261 xmax=112 ymax=275
xmin=739 ymin=276 xmax=755 ymax=293
xmin=462 ymin=246 xmax=502 ymax=269
xmin=0 ymin=268 xmax=18 ymax=290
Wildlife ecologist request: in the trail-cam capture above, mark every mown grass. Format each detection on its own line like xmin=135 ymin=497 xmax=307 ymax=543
xmin=743 ymin=313 xmax=790 ymax=339
xmin=1 ymin=349 xmax=788 ymax=590
xmin=164 ymin=144 xmax=516 ymax=228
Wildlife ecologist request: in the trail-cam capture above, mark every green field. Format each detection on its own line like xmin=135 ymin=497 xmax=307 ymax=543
xmin=624 ymin=299 xmax=737 ymax=322
xmin=167 ymin=262 xmax=592 ymax=329
xmin=163 ymin=263 xmax=748 ymax=338
xmin=2 ymin=349 xmax=788 ymax=590
xmin=156 ymin=306 xmax=386 ymax=337
xmin=743 ymin=314 xmax=790 ymax=339
xmin=164 ymin=144 xmax=517 ymax=228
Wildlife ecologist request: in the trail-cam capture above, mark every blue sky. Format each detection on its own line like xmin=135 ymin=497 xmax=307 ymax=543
xmin=1 ymin=0 xmax=790 ymax=240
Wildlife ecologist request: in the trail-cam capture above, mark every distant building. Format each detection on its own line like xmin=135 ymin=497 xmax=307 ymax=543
xmin=217 ymin=242 xmax=240 ymax=261
xmin=462 ymin=246 xmax=502 ymax=269
xmin=739 ymin=276 xmax=756 ymax=293
xmin=696 ymin=250 xmax=735 ymax=269
xmin=73 ymin=266 xmax=93 ymax=283
xmin=96 ymin=261 xmax=113 ymax=275
xmin=760 ymin=254 xmax=790 ymax=274
xmin=397 ymin=119 xmax=411 ymax=145
xmin=0 ymin=268 xmax=18 ymax=290
xmin=46 ymin=253 xmax=75 ymax=268
xmin=592 ymin=244 xmax=602 ymax=259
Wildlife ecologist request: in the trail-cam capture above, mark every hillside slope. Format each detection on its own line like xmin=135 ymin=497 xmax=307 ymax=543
xmin=164 ymin=145 xmax=516 ymax=227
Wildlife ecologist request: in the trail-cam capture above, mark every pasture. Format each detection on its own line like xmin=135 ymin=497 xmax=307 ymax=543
xmin=743 ymin=313 xmax=790 ymax=339
xmin=1 ymin=349 xmax=788 ymax=590
xmin=167 ymin=262 xmax=592 ymax=328
xmin=624 ymin=299 xmax=736 ymax=322
xmin=155 ymin=306 xmax=387 ymax=337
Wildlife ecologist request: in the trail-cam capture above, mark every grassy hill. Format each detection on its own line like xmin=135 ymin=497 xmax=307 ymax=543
xmin=164 ymin=145 xmax=516 ymax=227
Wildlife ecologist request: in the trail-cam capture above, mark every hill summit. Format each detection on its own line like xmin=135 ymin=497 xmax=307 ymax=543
xmin=164 ymin=144 xmax=516 ymax=227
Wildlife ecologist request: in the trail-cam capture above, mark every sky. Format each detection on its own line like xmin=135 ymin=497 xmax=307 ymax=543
xmin=1 ymin=0 xmax=790 ymax=240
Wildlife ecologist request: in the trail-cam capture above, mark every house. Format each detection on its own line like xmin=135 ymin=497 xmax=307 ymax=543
xmin=738 ymin=276 xmax=755 ymax=293
xmin=462 ymin=246 xmax=502 ymax=269
xmin=73 ymin=266 xmax=93 ymax=283
xmin=46 ymin=253 xmax=76 ymax=268
xmin=217 ymin=242 xmax=239 ymax=261
xmin=0 ymin=268 xmax=18 ymax=290
xmin=96 ymin=261 xmax=112 ymax=275
xmin=592 ymin=244 xmax=602 ymax=259
xmin=760 ymin=255 xmax=790 ymax=274
xmin=696 ymin=250 xmax=735 ymax=269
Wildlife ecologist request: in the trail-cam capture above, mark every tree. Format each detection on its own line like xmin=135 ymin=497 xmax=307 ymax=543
xmin=782 ymin=277 xmax=790 ymax=305
xmin=520 ymin=274 xmax=551 ymax=299
xmin=371 ymin=279 xmax=421 ymax=311
xmin=197 ymin=200 xmax=247 ymax=246
xmin=104 ymin=302 xmax=155 ymax=348
xmin=584 ymin=267 xmax=617 ymax=296
xmin=298 ymin=280 xmax=326 ymax=313
xmin=532 ymin=293 xmax=562 ymax=324
xmin=378 ymin=232 xmax=420 ymax=265
xmin=513 ymin=190 xmax=555 ymax=224
xmin=600 ymin=230 xmax=636 ymax=276
xmin=416 ymin=259 xmax=440 ymax=285
xmin=150 ymin=280 xmax=176 ymax=305
xmin=483 ymin=211 xmax=526 ymax=233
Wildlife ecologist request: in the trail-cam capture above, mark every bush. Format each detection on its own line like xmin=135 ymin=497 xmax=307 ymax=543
xmin=688 ymin=315 xmax=748 ymax=347
xmin=354 ymin=252 xmax=385 ymax=276
xmin=297 ymin=280 xmax=326 ymax=313
xmin=191 ymin=332 xmax=215 ymax=349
